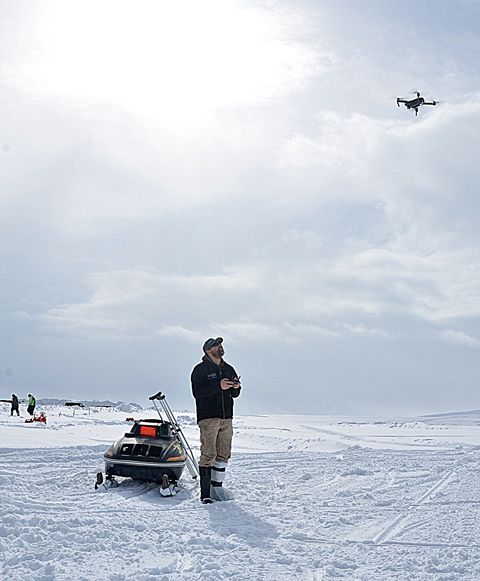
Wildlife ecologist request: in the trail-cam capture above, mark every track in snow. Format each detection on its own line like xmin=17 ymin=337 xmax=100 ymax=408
xmin=2 ymin=445 xmax=480 ymax=580
xmin=373 ymin=470 xmax=457 ymax=545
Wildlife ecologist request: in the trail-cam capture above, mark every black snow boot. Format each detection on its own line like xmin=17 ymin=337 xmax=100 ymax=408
xmin=199 ymin=466 xmax=213 ymax=504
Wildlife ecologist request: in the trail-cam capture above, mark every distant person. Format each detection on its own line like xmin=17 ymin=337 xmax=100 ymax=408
xmin=27 ymin=393 xmax=36 ymax=416
xmin=11 ymin=394 xmax=20 ymax=416
xmin=191 ymin=337 xmax=241 ymax=504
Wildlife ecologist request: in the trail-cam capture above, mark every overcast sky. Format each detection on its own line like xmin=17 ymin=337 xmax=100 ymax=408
xmin=1 ymin=0 xmax=479 ymax=415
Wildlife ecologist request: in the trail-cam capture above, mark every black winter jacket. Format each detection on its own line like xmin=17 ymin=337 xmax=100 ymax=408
xmin=191 ymin=356 xmax=241 ymax=422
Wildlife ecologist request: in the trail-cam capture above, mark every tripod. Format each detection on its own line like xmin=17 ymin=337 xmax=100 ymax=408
xmin=148 ymin=391 xmax=199 ymax=480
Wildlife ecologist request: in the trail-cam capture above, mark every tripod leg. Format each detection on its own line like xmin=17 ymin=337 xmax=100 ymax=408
xmin=151 ymin=399 xmax=164 ymax=421
xmin=159 ymin=397 xmax=199 ymax=478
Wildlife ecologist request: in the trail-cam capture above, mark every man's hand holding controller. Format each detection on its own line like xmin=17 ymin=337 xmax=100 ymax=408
xmin=220 ymin=377 xmax=241 ymax=390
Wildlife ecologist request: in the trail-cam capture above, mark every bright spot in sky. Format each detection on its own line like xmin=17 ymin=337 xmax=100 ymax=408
xmin=31 ymin=0 xmax=318 ymax=125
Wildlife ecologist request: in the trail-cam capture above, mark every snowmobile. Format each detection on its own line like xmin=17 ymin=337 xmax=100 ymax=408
xmin=98 ymin=392 xmax=198 ymax=496
xmin=104 ymin=418 xmax=186 ymax=483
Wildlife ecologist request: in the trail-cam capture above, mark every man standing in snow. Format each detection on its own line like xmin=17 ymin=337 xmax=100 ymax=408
xmin=11 ymin=394 xmax=20 ymax=416
xmin=191 ymin=337 xmax=241 ymax=504
xmin=27 ymin=393 xmax=36 ymax=417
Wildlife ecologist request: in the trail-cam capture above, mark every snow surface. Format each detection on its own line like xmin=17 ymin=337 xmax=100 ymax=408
xmin=2 ymin=402 xmax=480 ymax=580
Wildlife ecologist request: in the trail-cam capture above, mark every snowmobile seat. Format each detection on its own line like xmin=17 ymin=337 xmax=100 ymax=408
xmin=157 ymin=422 xmax=172 ymax=438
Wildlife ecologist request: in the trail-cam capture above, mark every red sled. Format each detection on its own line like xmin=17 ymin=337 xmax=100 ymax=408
xmin=25 ymin=412 xmax=47 ymax=424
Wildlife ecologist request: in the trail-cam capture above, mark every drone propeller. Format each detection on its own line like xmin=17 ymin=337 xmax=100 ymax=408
xmin=421 ymin=98 xmax=441 ymax=107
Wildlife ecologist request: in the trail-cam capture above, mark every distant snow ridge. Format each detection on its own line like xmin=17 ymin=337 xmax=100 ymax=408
xmin=115 ymin=402 xmax=143 ymax=413
xmin=422 ymin=409 xmax=480 ymax=418
xmin=175 ymin=414 xmax=197 ymax=426
xmin=38 ymin=398 xmax=143 ymax=412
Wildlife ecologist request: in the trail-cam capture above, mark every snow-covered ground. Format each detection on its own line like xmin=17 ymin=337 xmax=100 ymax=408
xmin=1 ymin=403 xmax=480 ymax=580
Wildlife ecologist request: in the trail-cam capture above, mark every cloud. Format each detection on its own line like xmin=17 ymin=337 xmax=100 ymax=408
xmin=270 ymin=98 xmax=480 ymax=327
xmin=154 ymin=325 xmax=201 ymax=343
xmin=38 ymin=268 xmax=262 ymax=337
xmin=25 ymin=95 xmax=480 ymax=384
xmin=440 ymin=330 xmax=480 ymax=348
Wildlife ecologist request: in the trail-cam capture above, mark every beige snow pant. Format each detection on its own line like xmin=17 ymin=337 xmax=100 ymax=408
xmin=198 ymin=418 xmax=233 ymax=467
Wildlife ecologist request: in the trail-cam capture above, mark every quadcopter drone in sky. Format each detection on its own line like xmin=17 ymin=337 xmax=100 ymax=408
xmin=396 ymin=92 xmax=437 ymax=116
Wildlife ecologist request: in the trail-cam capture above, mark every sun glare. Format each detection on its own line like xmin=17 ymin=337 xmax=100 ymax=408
xmin=35 ymin=0 xmax=315 ymax=125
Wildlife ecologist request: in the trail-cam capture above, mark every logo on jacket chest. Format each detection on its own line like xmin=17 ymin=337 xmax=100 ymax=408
xmin=207 ymin=373 xmax=218 ymax=380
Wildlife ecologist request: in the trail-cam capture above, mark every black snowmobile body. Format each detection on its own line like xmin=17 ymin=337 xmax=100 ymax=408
xmin=104 ymin=418 xmax=186 ymax=484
